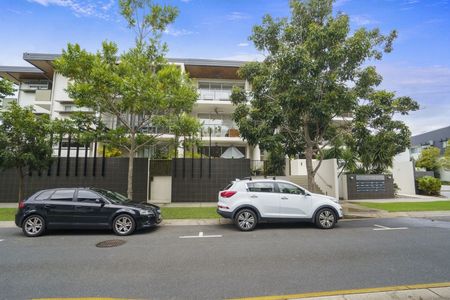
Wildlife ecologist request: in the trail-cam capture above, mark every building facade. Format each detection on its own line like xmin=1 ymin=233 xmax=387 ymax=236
xmin=410 ymin=125 xmax=450 ymax=159
xmin=0 ymin=53 xmax=262 ymax=160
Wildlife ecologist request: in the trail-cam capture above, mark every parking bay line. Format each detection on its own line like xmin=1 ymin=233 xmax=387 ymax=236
xmin=179 ymin=231 xmax=223 ymax=239
xmin=373 ymin=224 xmax=408 ymax=231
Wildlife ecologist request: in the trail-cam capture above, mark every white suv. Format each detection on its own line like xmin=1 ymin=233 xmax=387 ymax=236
xmin=217 ymin=178 xmax=343 ymax=231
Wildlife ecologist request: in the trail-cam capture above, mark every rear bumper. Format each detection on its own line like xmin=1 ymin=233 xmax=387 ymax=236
xmin=217 ymin=209 xmax=233 ymax=219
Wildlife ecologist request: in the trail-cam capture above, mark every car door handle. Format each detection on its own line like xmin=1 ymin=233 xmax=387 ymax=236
xmin=44 ymin=204 xmax=56 ymax=208
xmin=281 ymin=197 xmax=288 ymax=200
xmin=250 ymin=195 xmax=258 ymax=198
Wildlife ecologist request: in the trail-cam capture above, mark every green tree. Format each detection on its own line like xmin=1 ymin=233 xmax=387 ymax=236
xmin=416 ymin=146 xmax=441 ymax=172
xmin=231 ymin=0 xmax=417 ymax=191
xmin=441 ymin=141 xmax=450 ymax=171
xmin=0 ymin=79 xmax=15 ymax=105
xmin=54 ymin=0 xmax=199 ymax=200
xmin=347 ymin=91 xmax=418 ymax=174
xmin=0 ymin=103 xmax=53 ymax=201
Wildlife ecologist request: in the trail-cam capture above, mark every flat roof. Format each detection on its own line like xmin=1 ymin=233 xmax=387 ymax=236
xmin=1 ymin=52 xmax=249 ymax=82
xmin=23 ymin=52 xmax=247 ymax=66
xmin=0 ymin=66 xmax=46 ymax=83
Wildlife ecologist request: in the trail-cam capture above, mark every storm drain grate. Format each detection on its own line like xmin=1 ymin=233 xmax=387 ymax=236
xmin=96 ymin=239 xmax=126 ymax=248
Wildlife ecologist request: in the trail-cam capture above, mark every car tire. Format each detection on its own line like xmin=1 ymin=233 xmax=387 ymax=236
xmin=22 ymin=215 xmax=46 ymax=237
xmin=112 ymin=214 xmax=136 ymax=236
xmin=315 ymin=208 xmax=337 ymax=229
xmin=234 ymin=209 xmax=258 ymax=231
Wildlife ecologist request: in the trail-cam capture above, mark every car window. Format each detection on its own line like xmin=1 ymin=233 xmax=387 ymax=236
xmin=247 ymin=182 xmax=276 ymax=193
xmin=50 ymin=189 xmax=75 ymax=201
xmin=76 ymin=190 xmax=100 ymax=203
xmin=277 ymin=182 xmax=305 ymax=195
xmin=35 ymin=190 xmax=54 ymax=201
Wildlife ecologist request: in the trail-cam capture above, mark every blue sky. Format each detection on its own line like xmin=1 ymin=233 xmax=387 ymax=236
xmin=0 ymin=0 xmax=449 ymax=135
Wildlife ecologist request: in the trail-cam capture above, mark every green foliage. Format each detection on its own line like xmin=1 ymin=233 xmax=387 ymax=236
xmin=347 ymin=91 xmax=418 ymax=174
xmin=416 ymin=147 xmax=441 ymax=172
xmin=53 ymin=0 xmax=199 ymax=199
xmin=0 ymin=79 xmax=15 ymax=100
xmin=441 ymin=141 xmax=450 ymax=171
xmin=231 ymin=0 xmax=416 ymax=189
xmin=266 ymin=148 xmax=286 ymax=176
xmin=0 ymin=103 xmax=53 ymax=201
xmin=417 ymin=176 xmax=441 ymax=196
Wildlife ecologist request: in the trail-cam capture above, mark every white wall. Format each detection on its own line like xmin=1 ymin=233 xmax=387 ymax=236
xmin=440 ymin=168 xmax=450 ymax=182
xmin=150 ymin=176 xmax=172 ymax=203
xmin=339 ymin=175 xmax=348 ymax=200
xmin=391 ymin=149 xmax=416 ymax=195
xmin=287 ymin=158 xmax=339 ymax=199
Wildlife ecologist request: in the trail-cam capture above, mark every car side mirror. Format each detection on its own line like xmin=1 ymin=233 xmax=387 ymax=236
xmin=96 ymin=198 xmax=105 ymax=206
xmin=305 ymin=193 xmax=311 ymax=196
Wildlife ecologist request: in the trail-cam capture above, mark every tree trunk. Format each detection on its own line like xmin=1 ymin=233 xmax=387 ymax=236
xmin=305 ymin=145 xmax=316 ymax=193
xmin=17 ymin=167 xmax=24 ymax=202
xmin=127 ymin=136 xmax=135 ymax=200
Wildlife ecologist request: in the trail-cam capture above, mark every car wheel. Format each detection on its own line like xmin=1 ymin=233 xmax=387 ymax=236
xmin=22 ymin=215 xmax=46 ymax=237
xmin=234 ymin=209 xmax=258 ymax=231
xmin=315 ymin=208 xmax=337 ymax=229
xmin=112 ymin=214 xmax=136 ymax=236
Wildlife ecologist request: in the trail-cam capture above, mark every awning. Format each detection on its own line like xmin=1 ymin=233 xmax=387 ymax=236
xmin=221 ymin=146 xmax=245 ymax=159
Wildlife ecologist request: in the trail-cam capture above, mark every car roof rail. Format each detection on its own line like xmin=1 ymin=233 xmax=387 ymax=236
xmin=241 ymin=176 xmax=252 ymax=181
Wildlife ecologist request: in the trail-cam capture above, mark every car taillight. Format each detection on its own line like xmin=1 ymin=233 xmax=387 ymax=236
xmin=18 ymin=200 xmax=25 ymax=209
xmin=220 ymin=191 xmax=237 ymax=198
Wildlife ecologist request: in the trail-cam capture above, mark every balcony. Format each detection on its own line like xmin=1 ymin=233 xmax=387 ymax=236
xmin=201 ymin=124 xmax=240 ymax=138
xmin=198 ymin=89 xmax=232 ymax=101
xmin=35 ymin=89 xmax=51 ymax=102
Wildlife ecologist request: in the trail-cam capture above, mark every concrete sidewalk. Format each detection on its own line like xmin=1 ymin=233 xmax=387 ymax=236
xmin=238 ymin=282 xmax=450 ymax=300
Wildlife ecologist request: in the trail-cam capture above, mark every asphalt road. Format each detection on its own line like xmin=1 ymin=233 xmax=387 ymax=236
xmin=1 ymin=217 xmax=450 ymax=300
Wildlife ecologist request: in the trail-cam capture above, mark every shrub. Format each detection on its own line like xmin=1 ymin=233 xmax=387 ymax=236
xmin=417 ymin=176 xmax=441 ymax=196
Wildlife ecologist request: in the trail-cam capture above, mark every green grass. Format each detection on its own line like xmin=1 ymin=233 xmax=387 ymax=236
xmin=355 ymin=201 xmax=450 ymax=212
xmin=0 ymin=208 xmax=16 ymax=221
xmin=0 ymin=207 xmax=220 ymax=221
xmin=161 ymin=207 xmax=220 ymax=219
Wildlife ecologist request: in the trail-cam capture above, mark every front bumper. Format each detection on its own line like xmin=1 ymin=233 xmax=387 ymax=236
xmin=137 ymin=213 xmax=162 ymax=229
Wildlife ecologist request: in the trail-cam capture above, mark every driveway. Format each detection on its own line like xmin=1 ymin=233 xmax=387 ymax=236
xmin=1 ymin=217 xmax=450 ymax=299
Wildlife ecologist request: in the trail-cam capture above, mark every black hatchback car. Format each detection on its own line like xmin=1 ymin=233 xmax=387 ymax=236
xmin=15 ymin=188 xmax=162 ymax=237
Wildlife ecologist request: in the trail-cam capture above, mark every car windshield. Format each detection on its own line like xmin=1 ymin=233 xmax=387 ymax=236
xmin=91 ymin=188 xmax=130 ymax=204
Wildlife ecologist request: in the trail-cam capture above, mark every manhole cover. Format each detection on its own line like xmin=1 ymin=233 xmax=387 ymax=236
xmin=96 ymin=239 xmax=126 ymax=248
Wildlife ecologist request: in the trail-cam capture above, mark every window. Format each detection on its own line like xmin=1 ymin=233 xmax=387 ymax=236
xmin=247 ymin=182 xmax=276 ymax=193
xmin=35 ymin=190 xmax=54 ymax=201
xmin=76 ymin=190 xmax=100 ymax=203
xmin=277 ymin=182 xmax=305 ymax=195
xmin=50 ymin=189 xmax=75 ymax=201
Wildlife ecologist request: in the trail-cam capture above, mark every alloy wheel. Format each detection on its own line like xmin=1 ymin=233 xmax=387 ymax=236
xmin=238 ymin=211 xmax=255 ymax=230
xmin=24 ymin=216 xmax=43 ymax=236
xmin=318 ymin=210 xmax=335 ymax=228
xmin=115 ymin=216 xmax=133 ymax=234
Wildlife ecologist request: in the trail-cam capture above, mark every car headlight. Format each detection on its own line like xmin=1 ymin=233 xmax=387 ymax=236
xmin=140 ymin=210 xmax=155 ymax=216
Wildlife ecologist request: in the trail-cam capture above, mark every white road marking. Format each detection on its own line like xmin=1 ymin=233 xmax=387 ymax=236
xmin=179 ymin=231 xmax=222 ymax=239
xmin=373 ymin=224 xmax=408 ymax=231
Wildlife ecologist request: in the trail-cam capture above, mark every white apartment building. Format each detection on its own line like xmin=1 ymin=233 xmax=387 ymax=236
xmin=0 ymin=53 xmax=262 ymax=160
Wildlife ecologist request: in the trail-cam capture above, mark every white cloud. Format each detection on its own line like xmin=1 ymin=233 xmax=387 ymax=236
xmin=237 ymin=42 xmax=249 ymax=47
xmin=164 ymin=26 xmax=196 ymax=37
xmin=351 ymin=15 xmax=379 ymax=26
xmin=226 ymin=12 xmax=250 ymax=21
xmin=377 ymin=63 xmax=450 ymax=135
xmin=27 ymin=0 xmax=114 ymax=19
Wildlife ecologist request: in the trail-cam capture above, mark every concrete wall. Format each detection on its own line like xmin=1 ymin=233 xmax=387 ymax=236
xmin=392 ymin=160 xmax=416 ymax=195
xmin=339 ymin=175 xmax=348 ymax=200
xmin=287 ymin=159 xmax=339 ymax=199
xmin=440 ymin=168 xmax=450 ymax=182
xmin=150 ymin=176 xmax=172 ymax=203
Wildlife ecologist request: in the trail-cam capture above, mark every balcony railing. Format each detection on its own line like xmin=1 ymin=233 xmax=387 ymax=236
xmin=35 ymin=89 xmax=52 ymax=102
xmin=198 ymin=89 xmax=232 ymax=101
xmin=201 ymin=124 xmax=240 ymax=138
